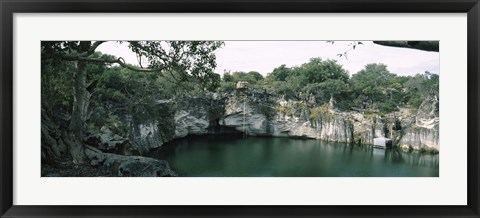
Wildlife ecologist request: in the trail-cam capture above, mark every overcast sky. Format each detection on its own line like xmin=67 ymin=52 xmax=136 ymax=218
xmin=97 ymin=41 xmax=439 ymax=77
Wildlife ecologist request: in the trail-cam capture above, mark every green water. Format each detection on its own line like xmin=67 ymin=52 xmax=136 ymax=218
xmin=151 ymin=135 xmax=439 ymax=177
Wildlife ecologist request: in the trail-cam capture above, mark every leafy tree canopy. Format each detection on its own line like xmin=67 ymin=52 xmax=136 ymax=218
xmin=42 ymin=41 xmax=224 ymax=82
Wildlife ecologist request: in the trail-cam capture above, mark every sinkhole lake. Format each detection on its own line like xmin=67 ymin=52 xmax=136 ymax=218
xmin=149 ymin=135 xmax=439 ymax=177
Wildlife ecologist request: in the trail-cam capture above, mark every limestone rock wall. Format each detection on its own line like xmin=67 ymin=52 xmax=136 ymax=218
xmin=119 ymin=90 xmax=440 ymax=153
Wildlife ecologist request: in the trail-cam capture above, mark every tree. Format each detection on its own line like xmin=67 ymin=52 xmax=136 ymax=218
xmin=222 ymin=71 xmax=233 ymax=82
xmin=225 ymin=71 xmax=264 ymax=84
xmin=296 ymin=58 xmax=349 ymax=84
xmin=41 ymin=41 xmax=224 ymax=164
xmin=269 ymin=64 xmax=290 ymax=81
xmin=41 ymin=58 xmax=76 ymax=112
xmin=404 ymin=71 xmax=439 ymax=110
xmin=202 ymin=72 xmax=222 ymax=92
xmin=247 ymin=71 xmax=264 ymax=81
xmin=277 ymin=58 xmax=349 ymax=91
xmin=350 ymin=63 xmax=403 ymax=112
xmin=318 ymin=79 xmax=349 ymax=99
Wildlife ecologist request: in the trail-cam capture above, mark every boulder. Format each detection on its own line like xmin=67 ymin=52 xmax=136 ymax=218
xmin=84 ymin=126 xmax=131 ymax=154
xmin=85 ymin=147 xmax=177 ymax=177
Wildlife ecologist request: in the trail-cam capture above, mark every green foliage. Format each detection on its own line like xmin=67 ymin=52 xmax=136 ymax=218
xmin=408 ymin=94 xmax=424 ymax=110
xmin=276 ymin=105 xmax=292 ymax=116
xmin=318 ymin=104 xmax=330 ymax=114
xmin=308 ymin=104 xmax=333 ymax=120
xmin=42 ymin=40 xmax=225 ymax=106
xmin=291 ymin=102 xmax=308 ymax=117
xmin=403 ymin=71 xmax=439 ymax=111
xmin=96 ymin=67 xmax=152 ymax=102
xmin=305 ymin=59 xmax=344 ymax=82
xmin=375 ymin=100 xmax=397 ymax=113
xmin=219 ymin=71 xmax=264 ymax=93
xmin=266 ymin=58 xmax=350 ymax=101
xmin=309 ymin=107 xmax=319 ymax=120
xmin=262 ymin=60 xmax=437 ymax=114
xmin=202 ymin=73 xmax=221 ymax=92
xmin=223 ymin=72 xmax=233 ymax=82
xmin=350 ymin=63 xmax=406 ymax=113
xmin=269 ymin=64 xmax=290 ymax=81
xmin=222 ymin=71 xmax=264 ymax=84
xmin=88 ymin=106 xmax=129 ymax=135
xmin=41 ymin=59 xmax=75 ymax=111
xmin=42 ymin=40 xmax=439 ymax=142
xmin=219 ymin=81 xmax=236 ymax=93
xmin=128 ymin=41 xmax=224 ymax=79
xmin=272 ymin=81 xmax=296 ymax=99
xmin=41 ymin=41 xmax=93 ymax=55
xmin=104 ymin=113 xmax=129 ymax=135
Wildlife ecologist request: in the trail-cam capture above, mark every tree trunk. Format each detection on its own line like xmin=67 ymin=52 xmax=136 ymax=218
xmin=68 ymin=60 xmax=88 ymax=164
xmin=63 ymin=131 xmax=86 ymax=164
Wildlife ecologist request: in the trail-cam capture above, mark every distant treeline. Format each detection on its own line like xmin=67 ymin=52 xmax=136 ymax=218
xmin=219 ymin=58 xmax=438 ymax=113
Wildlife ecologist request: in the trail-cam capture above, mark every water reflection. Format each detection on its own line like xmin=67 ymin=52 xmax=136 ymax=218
xmin=150 ymin=135 xmax=439 ymax=177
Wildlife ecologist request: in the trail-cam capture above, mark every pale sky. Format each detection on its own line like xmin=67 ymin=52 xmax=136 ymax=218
xmin=97 ymin=41 xmax=439 ymax=77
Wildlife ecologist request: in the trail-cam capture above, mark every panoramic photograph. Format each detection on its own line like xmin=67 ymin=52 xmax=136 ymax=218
xmin=41 ymin=41 xmax=439 ymax=177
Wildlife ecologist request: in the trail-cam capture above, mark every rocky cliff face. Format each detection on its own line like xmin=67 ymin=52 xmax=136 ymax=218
xmin=173 ymin=96 xmax=223 ymax=138
xmin=220 ymin=91 xmax=274 ymax=136
xmin=400 ymin=126 xmax=439 ymax=150
xmin=174 ymin=110 xmax=210 ymax=138
xmin=126 ymin=100 xmax=176 ymax=153
xmin=398 ymin=95 xmax=439 ymax=150
xmin=112 ymin=90 xmax=439 ymax=153
xmin=220 ymin=93 xmax=354 ymax=144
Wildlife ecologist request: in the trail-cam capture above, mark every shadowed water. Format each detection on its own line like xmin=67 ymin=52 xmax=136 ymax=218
xmin=150 ymin=135 xmax=439 ymax=177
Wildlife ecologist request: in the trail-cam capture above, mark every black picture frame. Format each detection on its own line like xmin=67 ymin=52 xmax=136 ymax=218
xmin=1 ymin=0 xmax=479 ymax=217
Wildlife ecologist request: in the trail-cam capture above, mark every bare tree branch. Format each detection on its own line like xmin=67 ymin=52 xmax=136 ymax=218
xmin=84 ymin=41 xmax=106 ymax=56
xmin=42 ymin=52 xmax=164 ymax=73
